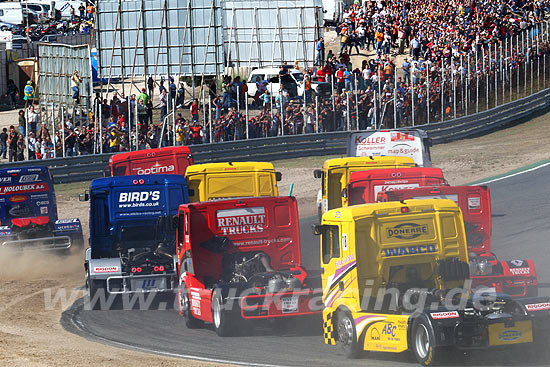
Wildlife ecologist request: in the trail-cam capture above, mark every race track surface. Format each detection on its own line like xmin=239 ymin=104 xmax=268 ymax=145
xmin=62 ymin=164 xmax=550 ymax=367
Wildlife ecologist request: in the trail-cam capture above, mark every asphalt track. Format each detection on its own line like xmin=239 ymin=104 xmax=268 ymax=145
xmin=62 ymin=163 xmax=550 ymax=367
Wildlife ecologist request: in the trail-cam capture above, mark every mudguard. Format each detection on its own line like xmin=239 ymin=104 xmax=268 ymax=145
xmin=88 ymin=258 xmax=123 ymax=280
xmin=54 ymin=218 xmax=83 ymax=235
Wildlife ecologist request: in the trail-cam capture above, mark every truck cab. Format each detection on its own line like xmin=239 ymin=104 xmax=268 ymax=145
xmin=316 ymin=199 xmax=550 ymax=366
xmin=106 ymin=145 xmax=194 ymax=177
xmin=378 ymin=185 xmax=537 ymax=297
xmin=0 ymin=166 xmax=83 ymax=251
xmin=184 ymin=162 xmax=281 ymax=202
xmin=345 ymin=167 xmax=446 ymax=206
xmin=176 ymin=196 xmax=321 ymax=336
xmin=347 ymin=129 xmax=432 ymax=166
xmin=83 ymin=174 xmax=189 ymax=309
xmin=313 ymin=156 xmax=416 ymax=220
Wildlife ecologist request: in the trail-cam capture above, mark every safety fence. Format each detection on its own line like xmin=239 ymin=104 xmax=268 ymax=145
xmin=2 ymin=86 xmax=549 ymax=184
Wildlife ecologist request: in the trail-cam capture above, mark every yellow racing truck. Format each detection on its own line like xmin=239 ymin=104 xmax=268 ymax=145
xmin=313 ymin=156 xmax=416 ymax=221
xmin=315 ymin=199 xmax=550 ymax=366
xmin=184 ymin=162 xmax=281 ymax=202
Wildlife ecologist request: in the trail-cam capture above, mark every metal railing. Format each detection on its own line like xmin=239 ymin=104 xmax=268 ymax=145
xmin=1 ymin=85 xmax=549 ymax=184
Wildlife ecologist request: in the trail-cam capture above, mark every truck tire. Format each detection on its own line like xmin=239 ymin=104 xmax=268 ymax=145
xmin=336 ymin=310 xmax=361 ymax=358
xmin=86 ymin=274 xmax=106 ymax=311
xmin=411 ymin=316 xmax=443 ymax=366
xmin=178 ymin=285 xmax=203 ymax=329
xmin=212 ymin=290 xmax=234 ymax=337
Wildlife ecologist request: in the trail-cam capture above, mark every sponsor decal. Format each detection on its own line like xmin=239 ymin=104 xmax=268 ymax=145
xmin=354 ymin=135 xmax=386 ymax=145
xmin=9 ymin=195 xmax=27 ymax=203
xmin=431 ymin=311 xmax=460 ymax=319
xmin=56 ymin=218 xmax=80 ymax=224
xmin=382 ymin=323 xmax=397 ymax=337
xmin=216 ymin=207 xmax=266 ymax=237
xmin=525 ymin=303 xmax=550 ymax=312
xmin=134 ymin=163 xmax=175 ymax=175
xmin=0 ymin=177 xmax=11 ymax=183
xmin=383 ymin=244 xmax=436 ymax=257
xmin=413 ymin=194 xmax=459 ymax=204
xmin=370 ymin=328 xmax=381 ymax=341
xmin=119 ymin=191 xmax=160 ymax=202
xmin=40 ymin=207 xmax=48 ymax=214
xmin=374 ymin=183 xmax=420 ymax=198
xmin=335 ymin=254 xmax=354 ymax=269
xmin=509 ymin=267 xmax=530 ymax=275
xmin=93 ymin=266 xmax=119 ymax=273
xmin=387 ymin=223 xmax=428 ymax=239
xmin=468 ymin=196 xmax=481 ymax=210
xmin=0 ymin=183 xmax=49 ymax=195
xmin=36 ymin=201 xmax=50 ymax=206
xmin=391 ymin=132 xmax=416 ymax=142
xmin=499 ymin=330 xmax=522 ymax=341
xmin=19 ymin=174 xmax=40 ymax=183
xmin=510 ymin=259 xmax=525 ymax=267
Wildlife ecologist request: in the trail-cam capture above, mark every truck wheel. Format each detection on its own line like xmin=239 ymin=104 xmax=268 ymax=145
xmin=412 ymin=316 xmax=442 ymax=366
xmin=178 ymin=286 xmax=203 ymax=329
xmin=336 ymin=310 xmax=361 ymax=358
xmin=212 ymin=290 xmax=234 ymax=337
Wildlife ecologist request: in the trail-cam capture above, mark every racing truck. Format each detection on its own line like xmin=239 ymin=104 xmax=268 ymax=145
xmin=313 ymin=156 xmax=416 ymax=221
xmin=0 ymin=166 xmax=83 ymax=251
xmin=315 ymin=199 xmax=550 ymax=366
xmin=347 ymin=129 xmax=432 ymax=166
xmin=176 ymin=196 xmax=322 ymax=336
xmin=105 ymin=145 xmax=194 ymax=176
xmin=185 ymin=161 xmax=282 ymax=202
xmin=378 ymin=185 xmax=538 ymax=297
xmin=82 ymin=174 xmax=189 ymax=310
xmin=344 ymin=167 xmax=447 ymax=206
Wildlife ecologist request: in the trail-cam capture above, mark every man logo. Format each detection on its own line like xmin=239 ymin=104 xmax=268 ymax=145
xmin=387 ymin=223 xmax=428 ymax=240
xmin=370 ymin=328 xmax=381 ymax=341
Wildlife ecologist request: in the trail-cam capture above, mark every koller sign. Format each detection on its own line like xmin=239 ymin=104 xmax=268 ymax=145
xmin=387 ymin=223 xmax=428 ymax=240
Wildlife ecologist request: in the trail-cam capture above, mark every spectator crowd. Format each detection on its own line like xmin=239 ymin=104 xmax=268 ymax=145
xmin=5 ymin=0 xmax=550 ymax=160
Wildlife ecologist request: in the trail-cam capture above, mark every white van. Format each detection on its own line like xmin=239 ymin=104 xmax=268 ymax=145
xmin=0 ymin=3 xmax=23 ymax=25
xmin=322 ymin=0 xmax=353 ymax=25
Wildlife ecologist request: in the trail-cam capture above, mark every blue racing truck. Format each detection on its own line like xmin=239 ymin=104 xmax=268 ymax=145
xmin=82 ymin=174 xmax=189 ymax=309
xmin=0 ymin=166 xmax=83 ymax=250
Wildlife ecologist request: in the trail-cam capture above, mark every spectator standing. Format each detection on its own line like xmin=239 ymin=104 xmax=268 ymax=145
xmin=5 ymin=80 xmax=18 ymax=109
xmin=190 ymin=99 xmax=199 ymax=123
xmin=65 ymin=129 xmax=77 ymax=156
xmin=0 ymin=128 xmax=7 ymax=159
xmin=159 ymin=89 xmax=168 ymax=123
xmin=27 ymin=132 xmax=36 ymax=160
xmin=71 ymin=70 xmax=82 ymax=103
xmin=137 ymin=88 xmax=150 ymax=105
xmin=27 ymin=105 xmax=39 ymax=134
xmin=189 ymin=122 xmax=202 ymax=144
xmin=315 ymin=37 xmax=325 ymax=66
xmin=16 ymin=135 xmax=25 ymax=161
xmin=18 ymin=110 xmax=26 ymax=137
xmin=78 ymin=3 xmax=85 ymax=19
xmin=70 ymin=5 xmax=75 ymax=21
xmin=147 ymin=76 xmax=154 ymax=98
xmin=86 ymin=3 xmax=94 ymax=19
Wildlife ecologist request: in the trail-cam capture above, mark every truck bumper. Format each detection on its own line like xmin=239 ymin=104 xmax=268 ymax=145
xmin=0 ymin=235 xmax=72 ymax=251
xmin=106 ymin=273 xmax=177 ymax=294
xmin=237 ymin=289 xmax=323 ymax=319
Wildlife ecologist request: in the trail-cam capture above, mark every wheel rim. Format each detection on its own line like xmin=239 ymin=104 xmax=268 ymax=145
xmin=213 ymin=297 xmax=222 ymax=328
xmin=337 ymin=315 xmax=354 ymax=348
xmin=415 ymin=323 xmax=430 ymax=359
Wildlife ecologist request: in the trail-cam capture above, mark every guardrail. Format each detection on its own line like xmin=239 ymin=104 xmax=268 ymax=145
xmin=2 ymin=87 xmax=549 ymax=184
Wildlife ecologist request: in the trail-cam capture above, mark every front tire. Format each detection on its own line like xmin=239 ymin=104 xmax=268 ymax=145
xmin=412 ymin=316 xmax=443 ymax=366
xmin=336 ymin=310 xmax=361 ymax=358
xmin=212 ymin=290 xmax=234 ymax=337
xmin=178 ymin=284 xmax=203 ymax=329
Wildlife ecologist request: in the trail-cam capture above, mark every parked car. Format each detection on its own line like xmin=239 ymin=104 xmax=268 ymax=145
xmin=247 ymin=67 xmax=331 ymax=100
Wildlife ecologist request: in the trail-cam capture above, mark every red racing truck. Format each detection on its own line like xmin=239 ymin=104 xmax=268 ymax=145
xmin=176 ymin=196 xmax=322 ymax=336
xmin=344 ymin=167 xmax=447 ymax=206
xmin=378 ymin=185 xmax=538 ymax=297
xmin=105 ymin=146 xmax=194 ymax=177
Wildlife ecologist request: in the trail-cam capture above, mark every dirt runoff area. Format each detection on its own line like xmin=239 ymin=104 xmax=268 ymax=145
xmin=0 ymin=113 xmax=549 ymax=367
